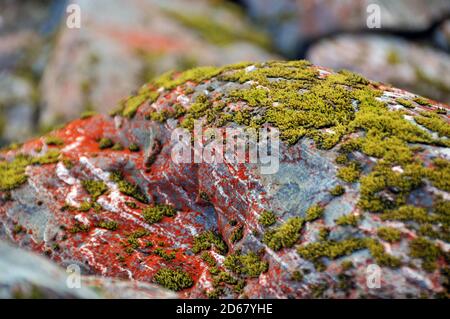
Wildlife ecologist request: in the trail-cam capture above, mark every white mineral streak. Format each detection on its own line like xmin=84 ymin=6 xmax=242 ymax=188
xmin=62 ymin=136 xmax=84 ymax=152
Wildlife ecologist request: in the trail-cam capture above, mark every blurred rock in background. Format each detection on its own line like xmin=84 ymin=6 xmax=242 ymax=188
xmin=240 ymin=0 xmax=450 ymax=103
xmin=0 ymin=0 xmax=277 ymax=147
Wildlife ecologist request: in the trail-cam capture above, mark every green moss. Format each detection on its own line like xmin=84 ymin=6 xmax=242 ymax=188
xmin=380 ymin=205 xmax=430 ymax=223
xmin=415 ymin=112 xmax=450 ymax=138
xmin=128 ymin=143 xmax=140 ymax=152
xmin=365 ymin=238 xmax=402 ymax=268
xmin=259 ymin=210 xmax=277 ymax=227
xmin=110 ymin=171 xmax=148 ymax=203
xmin=305 ymin=204 xmax=324 ymax=222
xmin=230 ymin=225 xmax=244 ymax=243
xmin=192 ymin=231 xmax=228 ymax=255
xmin=153 ymin=268 xmax=194 ymax=291
xmin=142 ymin=204 xmax=177 ymax=224
xmin=200 ymin=251 xmax=216 ymax=267
xmin=413 ymin=97 xmax=431 ymax=106
xmin=396 ymin=98 xmax=414 ymax=109
xmin=0 ymin=151 xmax=61 ymax=191
xmin=13 ymin=224 xmax=24 ymax=235
xmin=81 ymin=180 xmax=108 ymax=200
xmin=329 ymin=185 xmax=345 ymax=196
xmin=80 ymin=111 xmax=97 ymax=119
xmin=69 ymin=222 xmax=90 ymax=234
xmin=97 ymin=220 xmax=118 ymax=231
xmin=0 ymin=155 xmax=31 ymax=191
xmin=263 ymin=217 xmax=304 ymax=251
xmin=291 ymin=270 xmax=304 ymax=281
xmin=317 ymin=227 xmax=330 ymax=241
xmin=341 ymin=260 xmax=354 ymax=271
xmin=125 ymin=201 xmax=138 ymax=209
xmin=98 ymin=138 xmax=114 ymax=149
xmin=127 ymin=228 xmax=150 ymax=249
xmin=297 ymin=238 xmax=366 ymax=263
xmin=45 ymin=136 xmax=64 ymax=146
xmin=335 ymin=214 xmax=360 ymax=227
xmin=224 ymin=251 xmax=268 ymax=277
xmin=154 ymin=248 xmax=176 ymax=261
xmin=111 ymin=143 xmax=124 ymax=151
xmin=337 ymin=162 xmax=361 ymax=183
xmin=377 ymin=227 xmax=401 ymax=243
xmin=409 ymin=237 xmax=442 ymax=272
xmin=426 ymin=158 xmax=450 ymax=192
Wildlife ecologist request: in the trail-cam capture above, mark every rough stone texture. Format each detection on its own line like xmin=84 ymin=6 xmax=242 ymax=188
xmin=307 ymin=35 xmax=450 ymax=104
xmin=243 ymin=0 xmax=450 ymax=56
xmin=1 ymin=61 xmax=449 ymax=298
xmin=0 ymin=241 xmax=175 ymax=298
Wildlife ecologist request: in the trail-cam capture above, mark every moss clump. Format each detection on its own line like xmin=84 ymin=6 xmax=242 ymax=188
xmin=154 ymin=248 xmax=176 ymax=261
xmin=0 ymin=155 xmax=31 ymax=191
xmin=128 ymin=143 xmax=140 ymax=152
xmin=0 ymin=151 xmax=61 ymax=191
xmin=111 ymin=143 xmax=124 ymax=151
xmin=230 ymin=225 xmax=244 ymax=243
xmin=81 ymin=180 xmax=108 ymax=200
xmin=110 ymin=171 xmax=148 ymax=203
xmin=263 ymin=217 xmax=304 ymax=251
xmin=142 ymin=204 xmax=177 ymax=224
xmin=69 ymin=222 xmax=90 ymax=234
xmin=33 ymin=150 xmax=61 ymax=165
xmin=337 ymin=162 xmax=361 ymax=183
xmin=377 ymin=227 xmax=402 ymax=243
xmin=335 ymin=214 xmax=360 ymax=227
xmin=297 ymin=238 xmax=366 ymax=263
xmin=380 ymin=205 xmax=430 ymax=223
xmin=305 ymin=205 xmax=324 ymax=222
xmin=45 ymin=136 xmax=64 ymax=146
xmin=80 ymin=111 xmax=96 ymax=119
xmin=414 ymin=112 xmax=450 ymax=138
xmin=396 ymin=98 xmax=414 ymax=109
xmin=192 ymin=231 xmax=228 ymax=255
xmin=98 ymin=138 xmax=114 ymax=149
xmin=224 ymin=251 xmax=269 ymax=277
xmin=126 ymin=228 xmax=150 ymax=249
xmin=413 ymin=97 xmax=431 ymax=106
xmin=97 ymin=220 xmax=118 ymax=231
xmin=153 ymin=268 xmax=194 ymax=291
xmin=258 ymin=210 xmax=277 ymax=227
xmin=341 ymin=260 xmax=354 ymax=271
xmin=329 ymin=185 xmax=345 ymax=196
xmin=200 ymin=251 xmax=216 ymax=267
xmin=426 ymin=158 xmax=450 ymax=192
xmin=409 ymin=237 xmax=442 ymax=272
xmin=291 ymin=270 xmax=304 ymax=281
xmin=365 ymin=239 xmax=402 ymax=268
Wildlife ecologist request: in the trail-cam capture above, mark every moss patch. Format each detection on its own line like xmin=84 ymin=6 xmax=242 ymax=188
xmin=263 ymin=217 xmax=304 ymax=251
xmin=142 ymin=204 xmax=177 ymax=224
xmin=259 ymin=210 xmax=277 ymax=227
xmin=192 ymin=231 xmax=228 ymax=255
xmin=110 ymin=171 xmax=148 ymax=203
xmin=224 ymin=251 xmax=269 ymax=277
xmin=153 ymin=268 xmax=194 ymax=291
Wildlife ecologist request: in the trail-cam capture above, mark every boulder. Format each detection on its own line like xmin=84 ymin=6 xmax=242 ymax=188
xmin=1 ymin=60 xmax=449 ymax=298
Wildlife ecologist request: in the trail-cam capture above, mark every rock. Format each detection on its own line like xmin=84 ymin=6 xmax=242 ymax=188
xmin=0 ymin=61 xmax=449 ymax=298
xmin=307 ymin=34 xmax=450 ymax=104
xmin=242 ymin=0 xmax=450 ymax=56
xmin=0 ymin=240 xmax=175 ymax=298
xmin=39 ymin=0 xmax=277 ymax=131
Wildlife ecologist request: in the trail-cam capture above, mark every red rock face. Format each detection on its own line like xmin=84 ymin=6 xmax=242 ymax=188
xmin=1 ymin=62 xmax=449 ymax=299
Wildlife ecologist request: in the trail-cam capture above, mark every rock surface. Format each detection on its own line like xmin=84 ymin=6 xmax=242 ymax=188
xmin=1 ymin=61 xmax=449 ymax=298
xmin=0 ymin=240 xmax=175 ymax=298
xmin=243 ymin=0 xmax=450 ymax=56
xmin=307 ymin=35 xmax=450 ymax=104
